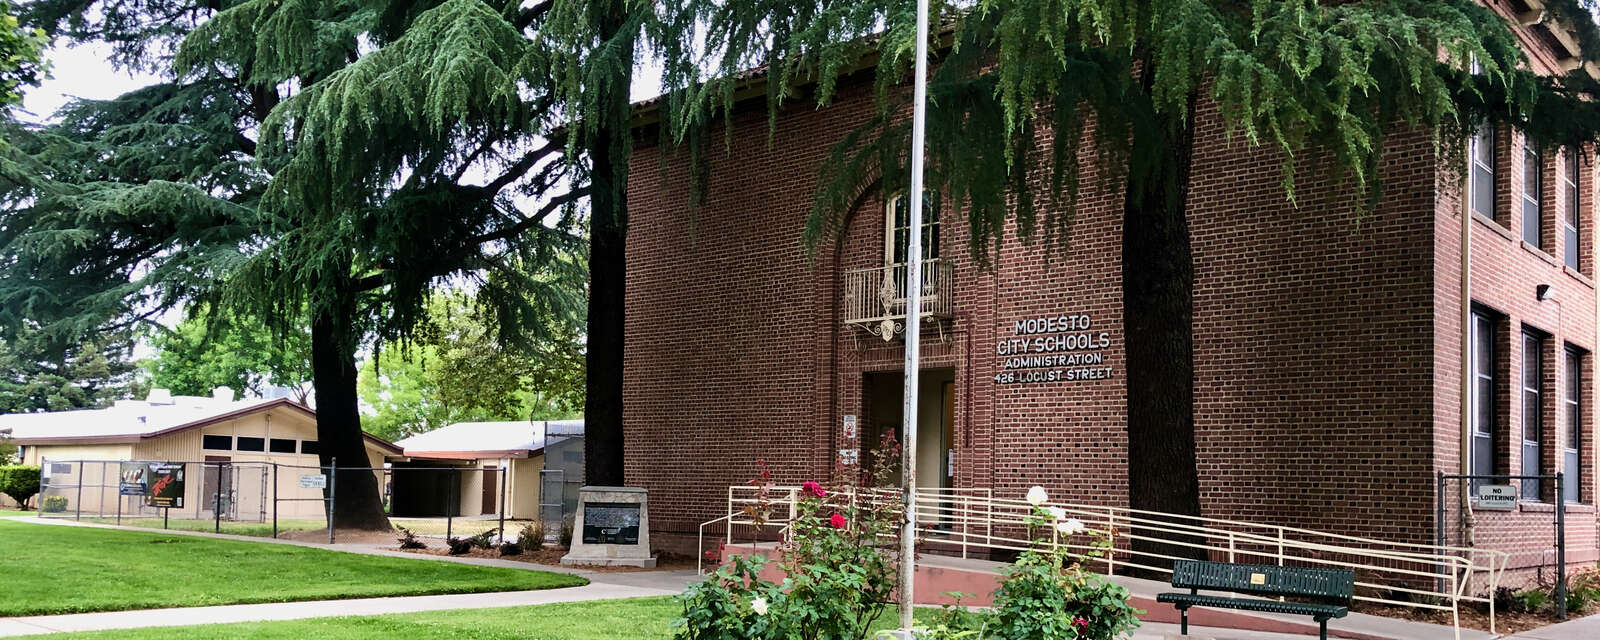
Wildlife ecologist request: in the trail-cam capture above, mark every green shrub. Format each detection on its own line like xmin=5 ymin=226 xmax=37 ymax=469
xmin=518 ymin=521 xmax=545 ymax=551
xmin=0 ymin=465 xmax=40 ymax=509
xmin=40 ymin=495 xmax=67 ymax=513
xmin=395 ymin=527 xmax=426 ymax=550
xmin=1510 ymin=588 xmax=1550 ymax=613
xmin=469 ymin=528 xmax=498 ymax=549
xmin=498 ymin=541 xmax=523 ymax=556
xmin=674 ymin=443 xmax=905 ymax=640
xmin=445 ymin=537 xmax=473 ymax=555
xmin=1565 ymin=566 xmax=1600 ymax=613
xmin=559 ymin=514 xmax=574 ymax=548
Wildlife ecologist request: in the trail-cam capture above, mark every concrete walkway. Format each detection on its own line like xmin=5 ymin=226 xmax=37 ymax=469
xmin=0 ymin=583 xmax=679 ymax=637
xmin=1504 ymin=611 xmax=1600 ymax=639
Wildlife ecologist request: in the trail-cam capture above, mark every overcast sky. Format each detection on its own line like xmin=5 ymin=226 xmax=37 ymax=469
xmin=21 ymin=43 xmax=159 ymax=123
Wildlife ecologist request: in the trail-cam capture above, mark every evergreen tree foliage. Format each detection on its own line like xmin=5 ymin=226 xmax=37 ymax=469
xmin=0 ymin=329 xmax=143 ymax=413
xmin=0 ymin=0 xmax=591 ymax=528
xmin=650 ymin=0 xmax=1600 ymax=549
xmin=143 ymin=304 xmax=313 ymax=402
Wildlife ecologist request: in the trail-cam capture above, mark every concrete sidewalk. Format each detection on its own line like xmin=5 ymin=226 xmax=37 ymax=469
xmin=0 ymin=583 xmax=679 ymax=637
xmin=1504 ymin=611 xmax=1600 ymax=639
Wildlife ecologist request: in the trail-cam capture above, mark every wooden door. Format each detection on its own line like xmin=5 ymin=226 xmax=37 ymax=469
xmin=481 ymin=467 xmax=498 ymax=514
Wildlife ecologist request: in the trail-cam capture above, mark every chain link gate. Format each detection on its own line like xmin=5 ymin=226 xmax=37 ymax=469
xmin=1437 ymin=472 xmax=1568 ymax=620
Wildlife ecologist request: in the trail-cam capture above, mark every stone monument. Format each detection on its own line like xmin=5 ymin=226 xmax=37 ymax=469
xmin=560 ymin=486 xmax=655 ymax=567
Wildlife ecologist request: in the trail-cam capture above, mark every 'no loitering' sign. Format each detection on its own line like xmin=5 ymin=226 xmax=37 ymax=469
xmin=1476 ymin=484 xmax=1518 ymax=511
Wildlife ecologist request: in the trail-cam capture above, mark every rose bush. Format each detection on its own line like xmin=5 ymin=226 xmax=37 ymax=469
xmin=673 ymin=436 xmax=905 ymax=640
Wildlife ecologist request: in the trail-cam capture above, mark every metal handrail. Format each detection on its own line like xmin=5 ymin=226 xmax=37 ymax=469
xmin=703 ymin=484 xmax=1509 ymax=638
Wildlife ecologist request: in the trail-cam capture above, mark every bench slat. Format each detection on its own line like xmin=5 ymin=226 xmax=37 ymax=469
xmin=1157 ymin=593 xmax=1349 ymax=620
xmin=1171 ymin=559 xmax=1354 ymax=601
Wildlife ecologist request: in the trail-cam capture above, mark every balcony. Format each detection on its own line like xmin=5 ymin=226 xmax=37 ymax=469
xmin=843 ymin=260 xmax=954 ymax=341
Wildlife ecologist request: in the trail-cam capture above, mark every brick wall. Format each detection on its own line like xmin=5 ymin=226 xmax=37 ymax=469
xmin=622 ymin=7 xmax=1600 ymax=576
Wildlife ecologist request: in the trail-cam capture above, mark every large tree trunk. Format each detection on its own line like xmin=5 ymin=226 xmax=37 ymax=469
xmin=1123 ymin=73 xmax=1204 ymax=568
xmin=310 ymin=283 xmax=391 ymax=530
xmin=582 ymin=1 xmax=633 ymax=488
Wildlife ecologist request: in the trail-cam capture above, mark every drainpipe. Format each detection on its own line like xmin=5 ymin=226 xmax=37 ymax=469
xmin=1460 ymin=170 xmax=1476 ymax=551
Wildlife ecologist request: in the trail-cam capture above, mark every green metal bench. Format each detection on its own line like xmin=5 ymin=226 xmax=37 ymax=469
xmin=1156 ymin=559 xmax=1354 ymax=640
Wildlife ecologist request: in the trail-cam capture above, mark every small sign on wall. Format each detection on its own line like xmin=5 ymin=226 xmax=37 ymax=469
xmin=299 ymin=474 xmax=327 ymax=489
xmin=839 ymin=449 xmax=860 ymax=466
xmin=843 ymin=415 xmax=858 ymax=440
xmin=1476 ymin=484 xmax=1518 ymax=511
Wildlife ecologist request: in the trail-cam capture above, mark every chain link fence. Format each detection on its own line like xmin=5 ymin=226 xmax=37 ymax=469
xmin=36 ymin=458 xmax=577 ymax=545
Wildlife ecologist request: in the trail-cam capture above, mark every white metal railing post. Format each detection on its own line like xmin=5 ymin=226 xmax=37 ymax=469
xmin=701 ymin=484 xmax=1502 ymax=636
xmin=1106 ymin=506 xmax=1117 ymax=575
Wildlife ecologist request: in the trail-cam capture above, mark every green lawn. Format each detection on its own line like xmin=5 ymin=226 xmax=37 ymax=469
xmin=0 ymin=519 xmax=587 ymax=616
xmin=34 ymin=597 xmax=929 ymax=639
xmin=80 ymin=516 xmax=327 ymax=538
xmin=0 ymin=508 xmax=31 ymax=516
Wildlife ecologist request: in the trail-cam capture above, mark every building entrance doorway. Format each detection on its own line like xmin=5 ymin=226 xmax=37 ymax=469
xmin=481 ymin=466 xmax=498 ymax=515
xmin=863 ymin=369 xmax=955 ymax=519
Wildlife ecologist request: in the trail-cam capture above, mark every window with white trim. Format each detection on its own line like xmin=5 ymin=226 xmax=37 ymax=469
xmin=1523 ymin=146 xmax=1543 ymax=247
xmin=1522 ymin=330 xmax=1546 ymax=500
xmin=1562 ymin=149 xmax=1580 ymax=270
xmin=1470 ymin=122 xmax=1497 ymax=221
xmin=1565 ymin=347 xmax=1584 ymax=503
xmin=886 ymin=192 xmax=939 ymax=265
xmin=1471 ymin=310 xmax=1497 ymax=488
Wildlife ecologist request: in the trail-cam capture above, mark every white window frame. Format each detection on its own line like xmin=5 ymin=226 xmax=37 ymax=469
xmin=1470 ymin=122 xmax=1497 ymax=221
xmin=884 ymin=192 xmax=940 ymax=266
xmin=1562 ymin=149 xmax=1580 ymax=270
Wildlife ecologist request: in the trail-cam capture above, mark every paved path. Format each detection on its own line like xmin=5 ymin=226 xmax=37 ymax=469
xmin=1504 ymin=611 xmax=1600 ymax=640
xmin=0 ymin=583 xmax=680 ymax=637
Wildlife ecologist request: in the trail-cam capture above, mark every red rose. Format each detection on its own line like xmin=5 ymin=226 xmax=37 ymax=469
xmin=801 ymin=481 xmax=827 ymax=498
xmin=830 ymin=513 xmax=847 ymax=529
xmin=1074 ymin=617 xmax=1089 ymax=630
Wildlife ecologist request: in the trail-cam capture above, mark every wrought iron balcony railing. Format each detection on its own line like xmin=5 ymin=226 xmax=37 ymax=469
xmin=842 ymin=260 xmax=953 ymax=341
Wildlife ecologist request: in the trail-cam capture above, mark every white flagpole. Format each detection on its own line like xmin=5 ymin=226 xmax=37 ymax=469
xmin=899 ymin=0 xmax=930 ymax=631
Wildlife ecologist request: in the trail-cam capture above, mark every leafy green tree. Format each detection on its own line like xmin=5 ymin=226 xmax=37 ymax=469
xmin=0 ymin=464 xmax=40 ymax=508
xmin=359 ymin=291 xmax=584 ymax=442
xmin=0 ymin=329 xmax=143 ymax=413
xmin=143 ymin=305 xmax=313 ymax=402
xmin=0 ymin=0 xmax=588 ymax=529
xmin=0 ymin=0 xmax=45 ymax=113
xmin=652 ymin=0 xmax=1600 ymax=560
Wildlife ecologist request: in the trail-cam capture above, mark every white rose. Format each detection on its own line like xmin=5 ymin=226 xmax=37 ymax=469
xmin=1057 ymin=518 xmax=1085 ymax=535
xmin=751 ymin=596 xmax=769 ymax=615
xmin=1045 ymin=506 xmax=1066 ymax=520
xmin=1026 ymin=485 xmax=1048 ymax=506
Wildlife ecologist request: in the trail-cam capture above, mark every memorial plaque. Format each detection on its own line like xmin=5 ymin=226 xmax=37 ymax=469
xmin=562 ymin=486 xmax=655 ymax=567
xmin=581 ymin=502 xmax=641 ymax=545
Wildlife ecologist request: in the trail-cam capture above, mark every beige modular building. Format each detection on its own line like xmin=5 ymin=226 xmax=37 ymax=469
xmin=392 ymin=419 xmax=583 ymax=520
xmin=0 ymin=388 xmax=398 ymax=520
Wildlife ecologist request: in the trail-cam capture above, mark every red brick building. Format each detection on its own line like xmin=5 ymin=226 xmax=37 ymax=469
xmin=621 ymin=2 xmax=1599 ymax=581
